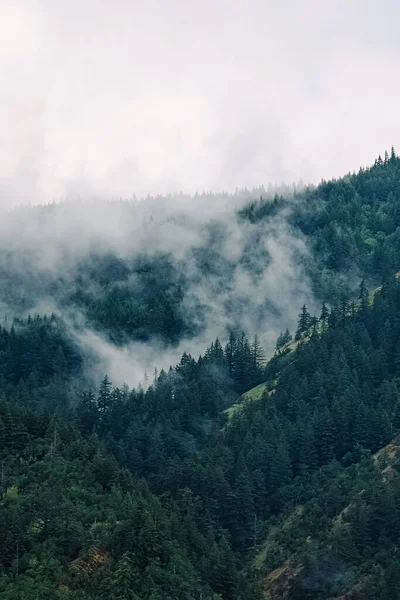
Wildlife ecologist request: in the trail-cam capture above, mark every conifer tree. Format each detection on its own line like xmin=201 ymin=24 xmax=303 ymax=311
xmin=295 ymin=304 xmax=311 ymax=340
xmin=319 ymin=301 xmax=329 ymax=328
xmin=98 ymin=375 xmax=113 ymax=412
xmin=224 ymin=332 xmax=237 ymax=378
xmin=250 ymin=334 xmax=265 ymax=382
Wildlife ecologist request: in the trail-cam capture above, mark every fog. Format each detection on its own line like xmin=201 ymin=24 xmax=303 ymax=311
xmin=2 ymin=0 xmax=400 ymax=207
xmin=0 ymin=194 xmax=316 ymax=387
xmin=1 ymin=0 xmax=397 ymax=386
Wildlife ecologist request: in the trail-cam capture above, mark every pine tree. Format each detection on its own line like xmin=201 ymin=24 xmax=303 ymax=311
xmin=213 ymin=338 xmax=225 ymax=364
xmin=113 ymin=552 xmax=140 ymax=599
xmin=319 ymin=301 xmax=329 ymax=328
xmin=98 ymin=375 xmax=113 ymax=412
xmin=224 ymin=332 xmax=237 ymax=378
xmin=295 ymin=305 xmax=311 ymax=340
xmin=232 ymin=332 xmax=252 ymax=394
xmin=251 ymin=335 xmax=265 ymax=382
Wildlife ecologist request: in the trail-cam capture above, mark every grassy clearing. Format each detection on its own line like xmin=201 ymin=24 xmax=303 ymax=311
xmin=224 ymin=382 xmax=268 ymax=421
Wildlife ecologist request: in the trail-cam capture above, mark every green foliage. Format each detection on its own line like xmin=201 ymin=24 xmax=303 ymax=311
xmin=2 ymin=152 xmax=400 ymax=598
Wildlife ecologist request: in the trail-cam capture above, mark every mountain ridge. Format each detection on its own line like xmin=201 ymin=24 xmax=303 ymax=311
xmin=1 ymin=153 xmax=400 ymax=598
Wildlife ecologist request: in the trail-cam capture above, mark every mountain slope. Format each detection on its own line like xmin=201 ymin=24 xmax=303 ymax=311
xmin=2 ymin=153 xmax=400 ymax=598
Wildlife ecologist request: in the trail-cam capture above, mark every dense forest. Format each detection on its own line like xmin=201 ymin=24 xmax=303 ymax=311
xmin=2 ymin=152 xmax=400 ymax=598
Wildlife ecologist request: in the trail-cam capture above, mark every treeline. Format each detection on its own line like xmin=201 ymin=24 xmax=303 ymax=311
xmin=3 ymin=150 xmax=400 ymax=352
xmin=240 ymin=148 xmax=400 ymax=302
xmin=2 ymin=153 xmax=400 ymax=598
xmin=2 ymin=279 xmax=400 ymax=597
xmin=75 ymin=331 xmax=266 ymax=486
xmin=69 ymin=274 xmax=400 ymax=597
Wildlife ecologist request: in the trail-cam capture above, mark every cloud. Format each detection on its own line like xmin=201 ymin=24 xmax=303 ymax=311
xmin=0 ymin=194 xmax=315 ymax=387
xmin=1 ymin=0 xmax=400 ymax=207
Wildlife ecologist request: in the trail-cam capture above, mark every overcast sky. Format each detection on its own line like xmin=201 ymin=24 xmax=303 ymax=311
xmin=1 ymin=0 xmax=400 ymax=206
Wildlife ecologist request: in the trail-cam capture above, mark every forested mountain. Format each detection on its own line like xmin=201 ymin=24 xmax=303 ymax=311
xmin=1 ymin=152 xmax=400 ymax=598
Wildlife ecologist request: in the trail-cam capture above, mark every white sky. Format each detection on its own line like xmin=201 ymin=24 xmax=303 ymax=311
xmin=1 ymin=0 xmax=400 ymax=205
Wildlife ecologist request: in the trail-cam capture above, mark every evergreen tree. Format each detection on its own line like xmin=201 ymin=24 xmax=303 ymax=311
xmin=98 ymin=375 xmax=113 ymax=412
xmin=319 ymin=301 xmax=329 ymax=328
xmin=224 ymin=332 xmax=237 ymax=378
xmin=295 ymin=305 xmax=311 ymax=340
xmin=112 ymin=552 xmax=140 ymax=599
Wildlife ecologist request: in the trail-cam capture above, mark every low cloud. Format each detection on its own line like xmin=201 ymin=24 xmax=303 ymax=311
xmin=0 ymin=193 xmax=316 ymax=387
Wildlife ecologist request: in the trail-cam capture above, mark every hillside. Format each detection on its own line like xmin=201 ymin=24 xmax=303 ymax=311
xmin=258 ymin=432 xmax=400 ymax=600
xmin=1 ymin=153 xmax=400 ymax=598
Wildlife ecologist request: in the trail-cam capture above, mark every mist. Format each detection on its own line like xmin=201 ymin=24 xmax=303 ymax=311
xmin=2 ymin=0 xmax=400 ymax=208
xmin=0 ymin=192 xmax=316 ymax=387
xmin=3 ymin=0 xmax=396 ymax=386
